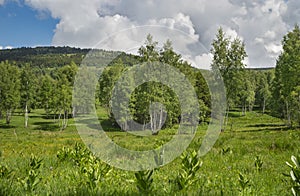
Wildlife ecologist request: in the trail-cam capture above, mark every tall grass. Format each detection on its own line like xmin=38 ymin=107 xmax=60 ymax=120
xmin=0 ymin=109 xmax=299 ymax=195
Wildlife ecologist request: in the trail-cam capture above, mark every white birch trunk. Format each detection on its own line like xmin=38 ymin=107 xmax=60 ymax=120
xmin=25 ymin=104 xmax=28 ymax=128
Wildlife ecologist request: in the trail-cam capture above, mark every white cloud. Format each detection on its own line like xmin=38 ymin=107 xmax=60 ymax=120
xmin=264 ymin=30 xmax=276 ymax=39
xmin=24 ymin=0 xmax=299 ymax=68
xmin=194 ymin=53 xmax=213 ymax=70
xmin=0 ymin=0 xmax=5 ymax=5
xmin=0 ymin=46 xmax=14 ymax=50
xmin=254 ymin=38 xmax=264 ymax=44
xmin=265 ymin=43 xmax=282 ymax=55
xmin=281 ymin=0 xmax=300 ymax=27
xmin=148 ymin=13 xmax=199 ymax=41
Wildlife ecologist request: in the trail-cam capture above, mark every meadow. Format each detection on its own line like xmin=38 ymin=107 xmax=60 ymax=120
xmin=0 ymin=108 xmax=299 ymax=195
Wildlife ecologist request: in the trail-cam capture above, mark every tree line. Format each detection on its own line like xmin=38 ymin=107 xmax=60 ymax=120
xmin=98 ymin=35 xmax=210 ymax=134
xmin=211 ymin=25 xmax=300 ymax=129
xmin=0 ymin=25 xmax=299 ymax=131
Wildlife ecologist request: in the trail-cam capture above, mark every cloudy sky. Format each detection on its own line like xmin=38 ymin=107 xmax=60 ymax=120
xmin=0 ymin=0 xmax=299 ymax=69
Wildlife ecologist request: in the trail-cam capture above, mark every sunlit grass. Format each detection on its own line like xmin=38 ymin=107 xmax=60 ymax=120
xmin=0 ymin=108 xmax=299 ymax=195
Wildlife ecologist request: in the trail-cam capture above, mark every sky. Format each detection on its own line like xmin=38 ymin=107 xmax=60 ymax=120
xmin=0 ymin=0 xmax=299 ymax=69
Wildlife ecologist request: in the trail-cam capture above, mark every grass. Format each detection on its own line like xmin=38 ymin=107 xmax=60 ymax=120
xmin=0 ymin=108 xmax=299 ymax=195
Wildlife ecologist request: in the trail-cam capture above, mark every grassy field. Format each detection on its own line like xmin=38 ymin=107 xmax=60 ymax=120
xmin=0 ymin=108 xmax=299 ymax=195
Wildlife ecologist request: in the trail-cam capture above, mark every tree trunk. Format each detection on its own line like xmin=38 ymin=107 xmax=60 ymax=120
xmin=262 ymin=98 xmax=266 ymax=114
xmin=58 ymin=112 xmax=62 ymax=129
xmin=151 ymin=110 xmax=159 ymax=135
xmin=6 ymin=109 xmax=11 ymax=124
xmin=72 ymin=106 xmax=76 ymax=118
xmin=223 ymin=106 xmax=230 ymax=132
xmin=64 ymin=110 xmax=67 ymax=129
xmin=62 ymin=110 xmax=68 ymax=130
xmin=25 ymin=104 xmax=28 ymax=128
xmin=249 ymin=102 xmax=253 ymax=112
xmin=158 ymin=106 xmax=163 ymax=130
xmin=124 ymin=120 xmax=128 ymax=131
xmin=286 ymin=101 xmax=291 ymax=127
xmin=150 ymin=112 xmax=153 ymax=133
xmin=241 ymin=103 xmax=246 ymax=116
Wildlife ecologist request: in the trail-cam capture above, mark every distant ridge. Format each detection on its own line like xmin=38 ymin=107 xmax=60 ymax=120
xmin=0 ymin=46 xmax=275 ymax=70
xmin=0 ymin=46 xmax=124 ymax=68
xmin=0 ymin=46 xmax=89 ymax=68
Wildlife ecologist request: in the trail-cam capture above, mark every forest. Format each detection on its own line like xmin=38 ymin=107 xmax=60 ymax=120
xmin=0 ymin=26 xmax=299 ymax=195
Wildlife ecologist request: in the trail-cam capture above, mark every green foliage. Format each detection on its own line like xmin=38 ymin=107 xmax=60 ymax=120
xmin=57 ymin=143 xmax=91 ymax=166
xmin=255 ymin=70 xmax=273 ymax=113
xmin=0 ymin=61 xmax=21 ymax=124
xmin=210 ymin=27 xmax=249 ymax=130
xmin=20 ymin=64 xmax=37 ymax=109
xmin=56 ymin=146 xmax=73 ymax=162
xmin=221 ymin=147 xmax=232 ymax=155
xmin=57 ymin=143 xmax=112 ymax=194
xmin=153 ymin=148 xmax=164 ymax=167
xmin=211 ymin=27 xmax=248 ymax=109
xmin=18 ymin=154 xmax=43 ymax=192
xmin=254 ymin=156 xmax=263 ymax=172
xmin=237 ymin=172 xmax=251 ymax=193
xmin=38 ymin=75 xmax=55 ymax=116
xmin=0 ymin=165 xmax=12 ymax=178
xmin=272 ymin=25 xmax=300 ymax=126
xmin=0 ymin=46 xmax=88 ymax=68
xmin=138 ymin=34 xmax=159 ymax=62
xmin=135 ymin=170 xmax=154 ymax=194
xmin=20 ymin=63 xmax=37 ymax=128
xmin=0 ymin=109 xmax=299 ymax=195
xmin=0 ymin=27 xmax=300 ymax=195
xmin=99 ymin=35 xmax=210 ymax=133
xmin=286 ymin=155 xmax=300 ymax=195
xmin=37 ymin=62 xmax=78 ymax=130
xmin=174 ymin=150 xmax=202 ymax=191
xmin=80 ymin=155 xmax=112 ymax=193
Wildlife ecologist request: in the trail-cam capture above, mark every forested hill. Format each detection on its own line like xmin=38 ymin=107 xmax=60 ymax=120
xmin=0 ymin=46 xmax=274 ymax=71
xmin=0 ymin=46 xmax=137 ymax=68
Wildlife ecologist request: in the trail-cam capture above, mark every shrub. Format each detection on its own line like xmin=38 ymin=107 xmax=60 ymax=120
xmin=286 ymin=155 xmax=300 ymax=196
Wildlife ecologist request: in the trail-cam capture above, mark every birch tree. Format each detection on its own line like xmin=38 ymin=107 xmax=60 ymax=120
xmin=20 ymin=63 xmax=36 ymax=127
xmin=0 ymin=61 xmax=20 ymax=124
xmin=272 ymin=25 xmax=300 ymax=126
xmin=211 ymin=27 xmax=247 ymax=127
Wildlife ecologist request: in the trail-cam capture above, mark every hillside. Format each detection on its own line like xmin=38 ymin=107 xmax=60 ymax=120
xmin=0 ymin=46 xmax=135 ymax=68
xmin=0 ymin=46 xmax=274 ymax=71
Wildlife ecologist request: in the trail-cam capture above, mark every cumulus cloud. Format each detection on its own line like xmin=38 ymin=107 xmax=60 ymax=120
xmin=281 ymin=0 xmax=300 ymax=27
xmin=0 ymin=46 xmax=13 ymax=50
xmin=265 ymin=43 xmax=282 ymax=56
xmin=24 ymin=0 xmax=299 ymax=68
xmin=194 ymin=53 xmax=213 ymax=70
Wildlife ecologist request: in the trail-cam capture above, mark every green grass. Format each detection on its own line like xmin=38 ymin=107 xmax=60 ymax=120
xmin=0 ymin=109 xmax=299 ymax=195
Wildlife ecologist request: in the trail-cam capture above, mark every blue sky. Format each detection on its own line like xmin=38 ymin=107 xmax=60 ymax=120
xmin=0 ymin=1 xmax=58 ymax=48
